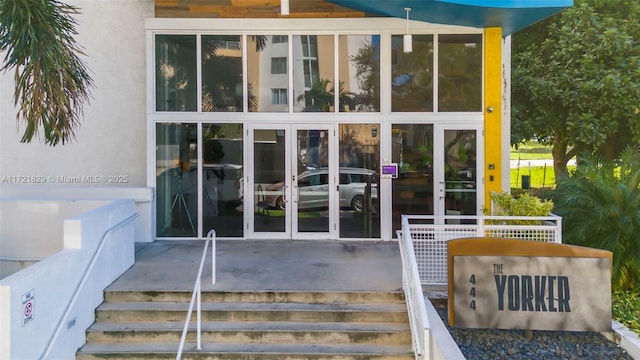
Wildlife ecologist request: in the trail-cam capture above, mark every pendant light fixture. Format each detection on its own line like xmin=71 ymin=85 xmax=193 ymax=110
xmin=403 ymin=7 xmax=412 ymax=53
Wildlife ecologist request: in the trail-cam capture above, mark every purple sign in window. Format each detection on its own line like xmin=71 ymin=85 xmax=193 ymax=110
xmin=382 ymin=164 xmax=398 ymax=178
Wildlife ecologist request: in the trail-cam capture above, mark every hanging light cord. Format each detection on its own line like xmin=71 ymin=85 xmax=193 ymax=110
xmin=405 ymin=7 xmax=411 ymax=34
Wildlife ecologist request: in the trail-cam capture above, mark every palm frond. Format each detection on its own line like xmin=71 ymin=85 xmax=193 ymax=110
xmin=556 ymin=146 xmax=640 ymax=291
xmin=0 ymin=0 xmax=93 ymax=145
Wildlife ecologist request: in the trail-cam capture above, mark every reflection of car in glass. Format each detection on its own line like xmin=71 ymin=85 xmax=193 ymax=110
xmin=204 ymin=164 xmax=244 ymax=208
xmin=157 ymin=164 xmax=243 ymax=216
xmin=265 ymin=167 xmax=377 ymax=212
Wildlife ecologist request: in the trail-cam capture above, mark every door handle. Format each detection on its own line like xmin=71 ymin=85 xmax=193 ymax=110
xmin=282 ymin=185 xmax=288 ymax=203
xmin=438 ymin=181 xmax=445 ymax=200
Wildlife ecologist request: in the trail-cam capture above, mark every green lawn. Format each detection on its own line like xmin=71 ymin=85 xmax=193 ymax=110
xmin=510 ymin=141 xmax=554 ymax=160
xmin=511 ymin=165 xmax=556 ymax=189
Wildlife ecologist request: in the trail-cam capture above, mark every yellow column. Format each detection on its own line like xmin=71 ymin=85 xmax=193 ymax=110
xmin=484 ymin=27 xmax=502 ymax=210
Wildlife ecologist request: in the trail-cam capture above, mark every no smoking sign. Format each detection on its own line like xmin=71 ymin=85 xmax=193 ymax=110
xmin=22 ymin=289 xmax=34 ymax=326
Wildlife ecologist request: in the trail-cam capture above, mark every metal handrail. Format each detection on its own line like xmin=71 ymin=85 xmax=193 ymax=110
xmin=40 ymin=212 xmax=139 ymax=359
xmin=399 ymin=215 xmax=431 ymax=360
xmin=0 ymin=256 xmax=43 ymax=262
xmin=176 ymin=229 xmax=216 ymax=359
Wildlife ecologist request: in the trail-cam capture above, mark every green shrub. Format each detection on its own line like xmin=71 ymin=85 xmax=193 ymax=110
xmin=484 ymin=191 xmax=554 ymax=225
xmin=612 ymin=290 xmax=640 ymax=333
xmin=554 ymin=147 xmax=640 ymax=292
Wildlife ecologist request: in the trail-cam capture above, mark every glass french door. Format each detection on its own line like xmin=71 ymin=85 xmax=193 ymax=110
xmin=248 ymin=124 xmax=336 ymax=239
xmin=391 ymin=123 xmax=482 ymax=235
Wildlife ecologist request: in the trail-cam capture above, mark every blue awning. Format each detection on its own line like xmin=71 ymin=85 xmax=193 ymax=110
xmin=328 ymin=0 xmax=572 ymax=36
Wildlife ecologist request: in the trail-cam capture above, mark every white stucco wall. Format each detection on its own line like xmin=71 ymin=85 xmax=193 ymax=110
xmin=0 ymin=0 xmax=155 ymax=239
xmin=0 ymin=201 xmax=106 ymax=257
xmin=0 ymin=200 xmax=137 ymax=360
xmin=0 ymin=200 xmax=107 ymax=278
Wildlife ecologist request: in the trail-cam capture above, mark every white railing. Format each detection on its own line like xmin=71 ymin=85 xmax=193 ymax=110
xmin=402 ymin=214 xmax=562 ymax=285
xmin=176 ymin=229 xmax=216 ymax=360
xmin=40 ymin=212 xmax=139 ymax=359
xmin=398 ymin=223 xmax=430 ymax=360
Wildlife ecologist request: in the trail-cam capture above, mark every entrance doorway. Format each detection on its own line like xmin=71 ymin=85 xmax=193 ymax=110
xmin=248 ymin=124 xmax=336 ymax=239
xmin=247 ymin=123 xmax=382 ymax=239
xmin=435 ymin=125 xmax=481 ymax=218
xmin=391 ymin=123 xmax=482 ymax=234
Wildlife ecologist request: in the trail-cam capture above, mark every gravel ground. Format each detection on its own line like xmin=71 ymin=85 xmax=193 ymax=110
xmin=430 ymin=299 xmax=634 ymax=360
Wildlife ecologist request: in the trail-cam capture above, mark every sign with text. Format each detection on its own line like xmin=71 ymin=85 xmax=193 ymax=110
xmin=448 ymin=238 xmax=612 ymax=332
xmin=381 ymin=164 xmax=398 ymax=179
xmin=22 ymin=289 xmax=35 ymax=326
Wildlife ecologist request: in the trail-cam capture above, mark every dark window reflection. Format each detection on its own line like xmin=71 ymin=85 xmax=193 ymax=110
xmin=155 ymin=35 xmax=197 ymax=112
xmin=155 ymin=123 xmax=244 ymax=238
xmin=202 ymin=124 xmax=244 ymax=237
xmin=444 ymin=130 xmax=477 ymax=215
xmin=391 ymin=35 xmax=434 ymax=112
xmin=392 ymin=124 xmax=434 ymax=237
xmin=201 ymin=35 xmax=243 ymax=112
xmin=254 ymin=129 xmax=286 ymax=232
xmin=438 ymin=34 xmax=482 ymax=112
xmin=156 ymin=123 xmax=198 ymax=237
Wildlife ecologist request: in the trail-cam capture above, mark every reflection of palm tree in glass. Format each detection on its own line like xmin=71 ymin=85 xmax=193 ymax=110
xmin=296 ymin=79 xmax=354 ymax=112
xmin=202 ymin=35 xmax=267 ymax=112
xmin=159 ymin=61 xmax=190 ymax=110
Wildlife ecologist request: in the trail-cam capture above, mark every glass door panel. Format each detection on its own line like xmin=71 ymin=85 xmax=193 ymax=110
xmin=294 ymin=129 xmax=330 ymax=234
xmin=437 ymin=127 xmax=481 ymax=220
xmin=338 ymin=124 xmax=380 ymax=238
xmin=253 ymin=128 xmax=289 ymax=235
xmin=249 ymin=124 xmax=334 ymax=239
xmin=391 ymin=124 xmax=434 ymax=236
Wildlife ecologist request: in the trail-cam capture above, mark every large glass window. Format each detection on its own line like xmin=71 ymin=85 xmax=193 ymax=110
xmin=438 ymin=34 xmax=482 ymax=112
xmin=156 ymin=123 xmax=244 ymax=238
xmin=155 ymin=32 xmax=482 ymax=114
xmin=248 ymin=35 xmax=289 ymax=112
xmin=155 ymin=35 xmax=197 ymax=112
xmin=272 ymin=35 xmax=287 ymax=43
xmin=201 ymin=35 xmax=243 ymax=112
xmin=271 ymin=57 xmax=287 ymax=74
xmin=338 ymin=35 xmax=380 ymax=112
xmin=294 ymin=35 xmax=335 ymax=112
xmin=391 ymin=35 xmax=434 ymax=112
xmin=271 ymin=89 xmax=287 ymax=105
xmin=156 ymin=123 xmax=198 ymax=237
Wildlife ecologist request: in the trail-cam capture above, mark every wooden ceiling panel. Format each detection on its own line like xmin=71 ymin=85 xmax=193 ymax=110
xmin=156 ymin=0 xmax=367 ymax=18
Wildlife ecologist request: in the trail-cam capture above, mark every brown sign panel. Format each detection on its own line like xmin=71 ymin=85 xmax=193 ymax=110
xmin=448 ymin=238 xmax=612 ymax=332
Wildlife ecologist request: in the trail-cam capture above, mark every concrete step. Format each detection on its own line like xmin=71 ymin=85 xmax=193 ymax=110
xmin=86 ymin=320 xmax=411 ymax=345
xmin=77 ymin=341 xmax=414 ymax=360
xmin=104 ymin=290 xmax=406 ymax=304
xmin=95 ymin=301 xmax=409 ymax=323
xmin=81 ymin=289 xmax=414 ymax=359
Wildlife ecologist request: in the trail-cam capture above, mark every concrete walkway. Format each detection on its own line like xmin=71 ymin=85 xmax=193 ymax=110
xmin=107 ymin=240 xmax=404 ymax=293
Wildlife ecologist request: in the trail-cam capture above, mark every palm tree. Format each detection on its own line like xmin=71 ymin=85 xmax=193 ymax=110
xmin=296 ymin=79 xmax=354 ymax=112
xmin=554 ymin=147 xmax=640 ymax=292
xmin=0 ymin=0 xmax=93 ymax=145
